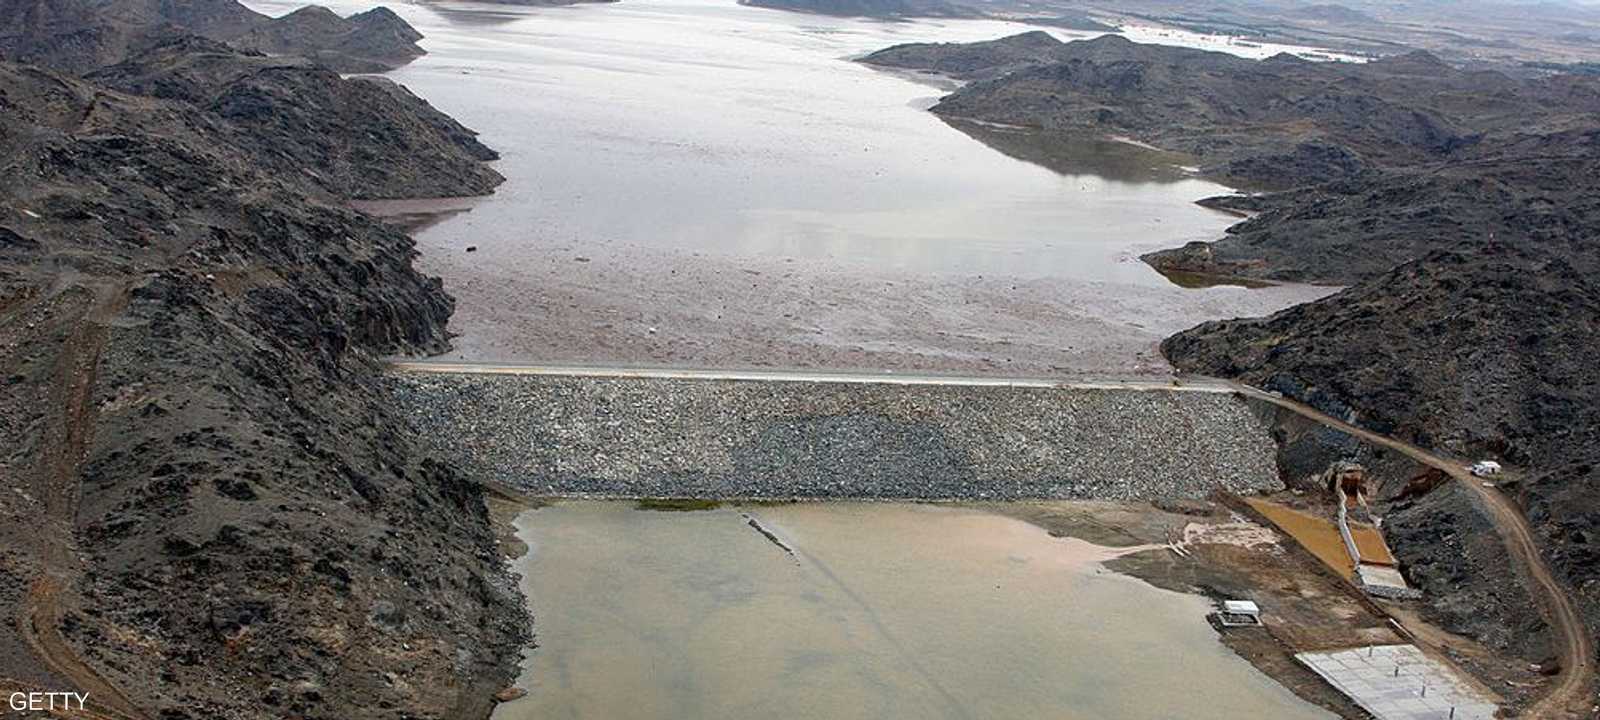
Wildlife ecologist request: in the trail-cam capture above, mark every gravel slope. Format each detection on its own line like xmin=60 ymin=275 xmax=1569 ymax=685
xmin=388 ymin=374 xmax=1284 ymax=501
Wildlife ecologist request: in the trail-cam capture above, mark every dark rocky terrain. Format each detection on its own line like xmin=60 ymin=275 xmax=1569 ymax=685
xmin=0 ymin=5 xmax=526 ymax=719
xmin=866 ymin=33 xmax=1600 ymax=283
xmin=863 ymin=30 xmax=1073 ymax=81
xmin=1 ymin=0 xmax=428 ymax=74
xmin=1165 ymin=244 xmax=1600 ymax=665
xmin=86 ymin=35 xmax=503 ymax=199
xmin=872 ymin=34 xmax=1599 ymax=185
xmin=868 ymin=31 xmax=1600 ymax=684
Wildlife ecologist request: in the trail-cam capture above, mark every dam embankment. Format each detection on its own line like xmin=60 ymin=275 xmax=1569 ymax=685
xmin=386 ymin=368 xmax=1283 ymax=500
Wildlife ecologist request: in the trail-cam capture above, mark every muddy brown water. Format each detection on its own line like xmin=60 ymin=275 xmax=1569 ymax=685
xmin=493 ymin=502 xmax=1334 ymax=720
xmin=1246 ymin=498 xmax=1358 ymax=580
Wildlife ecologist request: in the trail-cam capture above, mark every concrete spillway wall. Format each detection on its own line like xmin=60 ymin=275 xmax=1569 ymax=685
xmin=386 ymin=373 xmax=1285 ymax=501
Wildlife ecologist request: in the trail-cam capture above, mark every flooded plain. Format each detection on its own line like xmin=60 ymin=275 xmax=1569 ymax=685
xmin=493 ymin=502 xmax=1335 ymax=720
xmin=246 ymin=0 xmax=1334 ymax=374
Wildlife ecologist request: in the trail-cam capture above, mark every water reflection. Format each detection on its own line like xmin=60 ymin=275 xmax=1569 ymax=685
xmin=942 ymin=118 xmax=1198 ymax=184
xmin=1152 ymin=268 xmax=1275 ymax=289
xmin=414 ymin=1 xmax=532 ymax=27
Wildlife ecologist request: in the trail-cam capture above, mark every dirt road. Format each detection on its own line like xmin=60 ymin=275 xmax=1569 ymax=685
xmin=3 ymin=280 xmax=146 ymax=720
xmin=1231 ymin=383 xmax=1595 ymax=720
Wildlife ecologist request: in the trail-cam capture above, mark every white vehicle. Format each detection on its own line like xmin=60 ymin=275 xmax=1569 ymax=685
xmin=1470 ymin=460 xmax=1503 ymax=478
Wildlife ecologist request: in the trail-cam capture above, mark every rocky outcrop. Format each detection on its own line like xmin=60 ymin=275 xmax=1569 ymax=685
xmin=88 ymin=36 xmax=503 ymax=199
xmin=0 ymin=0 xmax=429 ymax=75
xmin=1165 ymin=244 xmax=1600 ymax=466
xmin=0 ymin=41 xmax=524 ymax=720
xmin=922 ymin=40 xmax=1500 ymax=173
xmin=1147 ymin=129 xmax=1600 ymax=284
xmin=870 ymin=35 xmax=1598 ymax=159
xmin=862 ymin=31 xmax=1072 ymax=81
xmin=0 ymin=0 xmax=149 ymax=73
xmin=1385 ymin=482 xmax=1558 ymax=662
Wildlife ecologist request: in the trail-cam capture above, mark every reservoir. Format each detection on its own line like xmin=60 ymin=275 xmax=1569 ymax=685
xmin=244 ymin=0 xmax=1334 ymax=373
xmin=493 ymin=502 xmax=1335 ymax=720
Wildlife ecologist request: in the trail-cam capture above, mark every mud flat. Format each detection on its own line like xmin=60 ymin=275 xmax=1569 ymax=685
xmin=419 ymin=238 xmax=1331 ymax=376
xmin=386 ymin=373 xmax=1282 ymax=500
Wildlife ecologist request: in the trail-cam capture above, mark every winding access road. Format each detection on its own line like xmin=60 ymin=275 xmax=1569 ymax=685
xmin=392 ymin=360 xmax=1595 ymax=719
xmin=1231 ymin=383 xmax=1595 ymax=720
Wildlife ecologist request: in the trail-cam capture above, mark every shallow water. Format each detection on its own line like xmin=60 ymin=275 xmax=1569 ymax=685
xmin=244 ymin=0 xmax=1336 ymax=371
xmin=494 ymin=502 xmax=1335 ymax=720
xmin=281 ymin=0 xmax=1235 ymax=281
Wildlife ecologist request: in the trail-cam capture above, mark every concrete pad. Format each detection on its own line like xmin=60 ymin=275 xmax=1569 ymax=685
xmin=1359 ymin=564 xmax=1409 ymax=589
xmin=1297 ymin=645 xmax=1496 ymax=720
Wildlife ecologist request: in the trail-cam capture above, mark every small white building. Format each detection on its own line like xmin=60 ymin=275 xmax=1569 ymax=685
xmin=1470 ymin=461 xmax=1503 ymax=478
xmin=1218 ymin=600 xmax=1262 ymax=627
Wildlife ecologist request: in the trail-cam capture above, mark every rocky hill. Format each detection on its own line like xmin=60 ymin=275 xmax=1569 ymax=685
xmin=87 ymin=35 xmax=502 ymax=199
xmin=1144 ymin=134 xmax=1600 ymax=284
xmin=863 ymin=31 xmax=1075 ymax=81
xmin=868 ymin=31 xmax=1600 ymax=675
xmin=867 ymin=34 xmax=1600 ymax=282
xmin=0 ymin=0 xmax=428 ymax=74
xmin=919 ymin=36 xmax=1597 ymax=180
xmin=0 ymin=21 xmax=523 ymax=720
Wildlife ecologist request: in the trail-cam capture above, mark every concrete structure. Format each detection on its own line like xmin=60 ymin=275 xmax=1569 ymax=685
xmin=1335 ymin=477 xmax=1421 ymax=599
xmin=1218 ymin=600 xmax=1262 ymax=627
xmin=1324 ymin=461 xmax=1369 ymax=508
xmin=1298 ymin=645 xmax=1497 ymax=720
